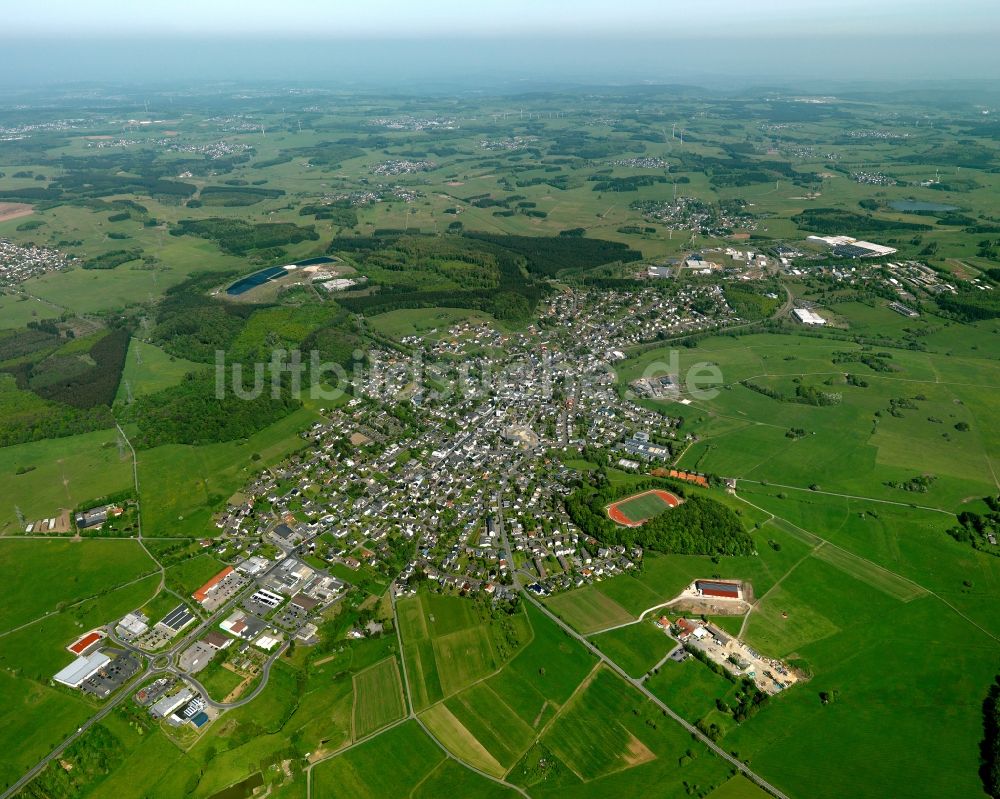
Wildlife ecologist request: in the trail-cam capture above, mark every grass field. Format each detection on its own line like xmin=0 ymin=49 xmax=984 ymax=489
xmin=538 ymin=667 xmax=657 ymax=781
xmin=164 ymin=553 xmax=226 ymax=598
xmin=622 ymin=333 xmax=1000 ymax=513
xmin=352 ymin=657 xmax=405 ymax=738
xmin=114 ymin=338 xmax=202 ymax=402
xmin=543 ymin=585 xmax=634 ymax=634
xmin=0 ymin=572 xmax=161 ymax=789
xmin=726 ymin=552 xmax=999 ymax=799
xmin=410 ymin=758 xmax=522 ymax=799
xmin=0 ymin=539 xmax=156 ymax=633
xmin=397 ymin=592 xmax=514 ymax=711
xmin=197 ymin=660 xmax=245 ymax=702
xmin=645 ymin=657 xmax=737 ymax=724
xmin=589 ymin=621 xmax=674 ymax=678
xmin=367 ymin=307 xmax=498 ymax=339
xmin=705 ymin=775 xmax=772 ymax=799
xmin=0 ymin=427 xmax=134 ymax=535
xmin=312 ymin=721 xmax=444 ymax=799
xmin=137 ymin=404 xmax=322 ymax=537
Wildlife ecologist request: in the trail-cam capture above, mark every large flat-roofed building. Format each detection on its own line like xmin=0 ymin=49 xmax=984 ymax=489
xmin=158 ymin=604 xmax=196 ymax=633
xmin=792 ymin=308 xmax=826 ymax=326
xmin=150 ymin=688 xmax=193 ymax=719
xmin=807 ymin=235 xmax=897 ymax=258
xmin=193 ymin=566 xmax=235 ymax=605
xmin=53 ymin=651 xmax=111 ymax=688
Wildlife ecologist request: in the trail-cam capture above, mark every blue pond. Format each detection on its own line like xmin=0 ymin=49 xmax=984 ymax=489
xmin=225 ymin=257 xmax=335 ymax=296
xmin=225 ymin=266 xmax=289 ymax=296
xmin=888 ymin=200 xmax=958 ymax=213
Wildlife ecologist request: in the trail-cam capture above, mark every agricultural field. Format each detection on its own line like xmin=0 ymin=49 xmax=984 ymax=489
xmin=589 ymin=620 xmax=674 ymax=678
xmin=351 ymin=657 xmax=405 ymax=738
xmin=311 ymin=721 xmax=446 ymax=799
xmin=543 ymin=585 xmax=634 ymax=634
xmin=396 ymin=591 xmax=518 ymax=710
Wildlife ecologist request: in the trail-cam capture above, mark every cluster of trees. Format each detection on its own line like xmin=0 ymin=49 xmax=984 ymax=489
xmin=884 ymin=474 xmax=937 ymax=493
xmin=34 ymin=328 xmax=131 ymax=409
xmin=589 ymin=175 xmax=668 ymax=192
xmin=566 ymin=479 xmax=753 ymax=556
xmin=983 ymin=676 xmax=1000 ymax=798
xmin=150 ymin=272 xmax=256 ymax=362
xmin=937 ymin=286 xmax=1000 ymax=321
xmin=170 ymin=217 xmax=319 ymax=256
xmin=331 ymin=234 xmax=547 ymax=322
xmin=83 ymin=248 xmax=143 ymax=270
xmin=742 ymin=380 xmax=842 ymax=407
xmin=299 ymin=202 xmax=358 ymax=227
xmin=0 ymin=400 xmax=115 ymax=448
xmin=123 ymin=374 xmax=301 ymax=449
xmin=52 ymin=171 xmax=197 ymax=201
xmin=199 ymin=185 xmax=285 ymax=206
xmin=947 ymin=498 xmax=1000 ymax=557
xmin=723 ymin=283 xmax=782 ymax=321
xmin=18 ymin=721 xmax=126 ymax=799
xmin=792 ymin=207 xmax=932 ymax=234
xmin=464 ymin=233 xmax=642 ymax=277
xmin=832 ymin=350 xmax=898 ymax=373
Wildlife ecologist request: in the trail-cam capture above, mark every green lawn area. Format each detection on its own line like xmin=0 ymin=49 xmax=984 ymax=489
xmin=164 ymin=553 xmax=226 ymax=598
xmin=0 ymin=427 xmax=135 ymax=535
xmin=197 ymin=660 xmax=245 ymax=703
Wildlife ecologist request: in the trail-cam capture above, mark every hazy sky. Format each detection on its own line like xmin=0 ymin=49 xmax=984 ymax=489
xmin=1 ymin=1 xmax=997 ymax=86
xmin=5 ymin=0 xmax=997 ymax=38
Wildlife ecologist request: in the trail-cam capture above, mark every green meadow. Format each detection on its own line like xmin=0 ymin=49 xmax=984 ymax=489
xmin=0 ymin=427 xmax=134 ymax=535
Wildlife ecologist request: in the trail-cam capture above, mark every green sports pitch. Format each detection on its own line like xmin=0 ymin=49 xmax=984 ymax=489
xmin=607 ymin=489 xmax=681 ymax=526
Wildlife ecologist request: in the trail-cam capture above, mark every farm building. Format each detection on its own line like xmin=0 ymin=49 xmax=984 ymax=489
xmin=696 ymin=579 xmax=742 ymax=599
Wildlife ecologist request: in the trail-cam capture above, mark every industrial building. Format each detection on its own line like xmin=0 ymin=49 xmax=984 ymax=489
xmin=53 ymin=651 xmax=111 ymax=688
xmin=792 ymin=308 xmax=826 ymax=326
xmin=807 ymin=235 xmax=897 ymax=258
xmin=193 ymin=566 xmax=235 ymax=604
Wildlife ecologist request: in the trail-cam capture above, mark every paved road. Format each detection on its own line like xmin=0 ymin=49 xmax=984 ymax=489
xmin=494 ymin=474 xmax=792 ymax=799
xmin=0 ymin=665 xmax=154 ymax=799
